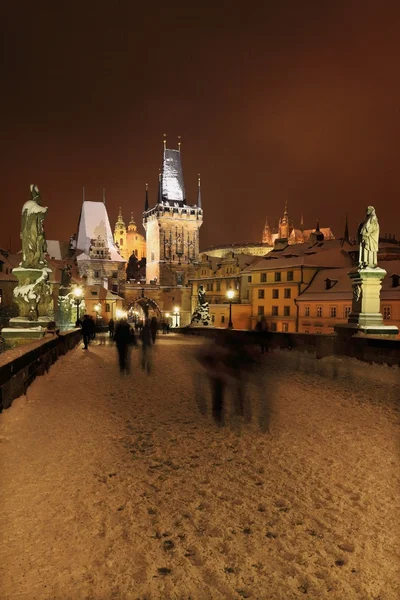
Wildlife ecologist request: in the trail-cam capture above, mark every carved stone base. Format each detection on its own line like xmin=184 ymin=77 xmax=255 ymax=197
xmin=12 ymin=267 xmax=52 ymax=320
xmin=339 ymin=266 xmax=399 ymax=336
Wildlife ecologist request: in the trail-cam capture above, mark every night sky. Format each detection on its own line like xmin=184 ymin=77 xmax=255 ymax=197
xmin=2 ymin=1 xmax=400 ymax=252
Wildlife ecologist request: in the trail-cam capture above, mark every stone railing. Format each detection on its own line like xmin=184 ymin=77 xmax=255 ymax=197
xmin=180 ymin=327 xmax=400 ymax=367
xmin=0 ymin=329 xmax=82 ymax=411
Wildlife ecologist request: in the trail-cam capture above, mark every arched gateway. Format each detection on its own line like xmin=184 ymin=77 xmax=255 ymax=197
xmin=127 ymin=296 xmax=162 ymax=321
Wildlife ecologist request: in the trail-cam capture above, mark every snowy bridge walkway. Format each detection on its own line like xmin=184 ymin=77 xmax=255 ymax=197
xmin=0 ymin=335 xmax=399 ymax=600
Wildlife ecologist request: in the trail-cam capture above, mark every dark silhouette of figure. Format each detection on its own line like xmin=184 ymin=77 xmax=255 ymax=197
xmin=81 ymin=315 xmax=92 ymax=350
xmin=150 ymin=316 xmax=158 ymax=344
xmin=196 ymin=331 xmax=255 ymax=426
xmin=89 ymin=316 xmax=96 ymax=340
xmin=161 ymin=319 xmax=167 ymax=334
xmin=255 ymin=316 xmax=269 ymax=354
xmin=108 ymin=318 xmax=115 ymax=337
xmin=140 ymin=319 xmax=152 ymax=374
xmin=114 ymin=318 xmax=132 ymax=373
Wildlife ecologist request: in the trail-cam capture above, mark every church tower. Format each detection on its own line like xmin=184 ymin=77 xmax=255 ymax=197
xmin=262 ymin=216 xmax=273 ymax=245
xmin=114 ymin=207 xmax=127 ymax=259
xmin=143 ymin=139 xmax=203 ymax=285
xmin=278 ymin=202 xmax=290 ymax=240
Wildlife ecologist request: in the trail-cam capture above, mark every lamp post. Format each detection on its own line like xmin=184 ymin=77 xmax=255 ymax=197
xmin=73 ymin=286 xmax=83 ymax=323
xmin=227 ymin=290 xmax=234 ymax=329
xmin=173 ymin=306 xmax=180 ymax=327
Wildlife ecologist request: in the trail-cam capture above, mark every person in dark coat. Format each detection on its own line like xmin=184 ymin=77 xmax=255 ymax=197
xmin=149 ymin=316 xmax=158 ymax=344
xmin=255 ymin=316 xmax=269 ymax=354
xmin=114 ymin=318 xmax=132 ymax=373
xmin=108 ymin=318 xmax=115 ymax=337
xmin=81 ymin=315 xmax=92 ymax=350
xmin=89 ymin=315 xmax=96 ymax=340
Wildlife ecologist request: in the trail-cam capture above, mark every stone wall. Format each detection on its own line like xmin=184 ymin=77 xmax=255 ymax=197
xmin=181 ymin=328 xmax=400 ymax=367
xmin=0 ymin=329 xmax=82 ymax=411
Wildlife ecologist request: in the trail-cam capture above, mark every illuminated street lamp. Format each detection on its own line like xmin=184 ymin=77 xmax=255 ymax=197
xmin=94 ymin=303 xmax=101 ymax=322
xmin=73 ymin=286 xmax=83 ymax=322
xmin=173 ymin=306 xmax=180 ymax=327
xmin=226 ymin=290 xmax=235 ymax=329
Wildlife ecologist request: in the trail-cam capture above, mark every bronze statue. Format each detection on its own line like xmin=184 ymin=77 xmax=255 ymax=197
xmin=358 ymin=206 xmax=379 ymax=268
xmin=20 ymin=184 xmax=48 ymax=268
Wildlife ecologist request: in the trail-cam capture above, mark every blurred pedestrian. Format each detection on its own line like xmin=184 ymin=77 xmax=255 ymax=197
xmin=81 ymin=314 xmax=92 ymax=350
xmin=255 ymin=316 xmax=269 ymax=354
xmin=108 ymin=318 xmax=115 ymax=338
xmin=114 ymin=318 xmax=132 ymax=373
xmin=161 ymin=319 xmax=167 ymax=334
xmin=140 ymin=319 xmax=152 ymax=374
xmin=89 ymin=316 xmax=96 ymax=341
xmin=150 ymin=316 xmax=158 ymax=344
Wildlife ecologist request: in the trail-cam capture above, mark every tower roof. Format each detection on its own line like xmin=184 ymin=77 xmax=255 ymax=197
xmin=161 ymin=148 xmax=186 ymax=204
xmin=76 ymin=201 xmax=124 ymax=262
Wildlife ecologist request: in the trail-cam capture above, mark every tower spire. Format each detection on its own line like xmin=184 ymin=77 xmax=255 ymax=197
xmin=178 ymin=135 xmax=181 ymax=152
xmin=344 ymin=212 xmax=350 ymax=242
xmin=316 ymin=218 xmax=320 ymax=232
xmin=163 ymin=133 xmax=167 ymax=153
xmin=82 ymin=186 xmax=85 ymax=203
xmin=300 ymin=213 xmax=304 ymax=231
xmin=144 ymin=183 xmax=149 ymax=211
xmin=197 ymin=173 xmax=202 ymax=208
xmin=157 ymin=170 xmax=162 ymax=205
xmin=103 ymin=188 xmax=106 ymax=204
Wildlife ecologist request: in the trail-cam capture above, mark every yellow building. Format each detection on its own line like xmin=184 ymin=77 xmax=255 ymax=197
xmin=114 ymin=208 xmax=146 ymax=263
xmin=242 ymin=239 xmax=354 ymax=332
xmin=296 ymin=261 xmax=400 ymax=336
xmin=189 ymin=252 xmax=256 ymax=329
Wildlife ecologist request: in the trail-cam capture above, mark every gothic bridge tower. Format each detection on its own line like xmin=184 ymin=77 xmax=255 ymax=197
xmin=143 ymin=139 xmax=203 ymax=285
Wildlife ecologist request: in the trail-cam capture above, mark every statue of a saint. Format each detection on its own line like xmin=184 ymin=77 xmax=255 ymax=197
xmin=358 ymin=206 xmax=379 ymax=268
xmin=20 ymin=185 xmax=48 ymax=268
xmin=198 ymin=285 xmax=206 ymax=305
xmin=60 ymin=265 xmax=72 ymax=289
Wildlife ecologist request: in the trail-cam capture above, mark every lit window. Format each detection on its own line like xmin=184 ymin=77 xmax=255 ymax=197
xmin=258 ymin=289 xmax=265 ymax=299
xmin=344 ymin=306 xmax=351 ymax=318
xmin=383 ymin=306 xmax=391 ymax=320
xmin=330 ymin=306 xmax=337 ymax=318
xmin=316 ymin=306 xmax=322 ymax=317
xmin=105 ymin=303 xmax=110 ymax=312
xmin=284 ymin=288 xmax=291 ymax=298
xmin=305 ymin=306 xmax=310 ymax=317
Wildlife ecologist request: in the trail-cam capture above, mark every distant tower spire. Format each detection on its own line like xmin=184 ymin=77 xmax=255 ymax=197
xmin=316 ymin=218 xmax=320 ymax=232
xmin=129 ymin=211 xmax=136 ymax=225
xmin=157 ymin=170 xmax=162 ymax=205
xmin=163 ymin=133 xmax=167 ymax=153
xmin=300 ymin=213 xmax=304 ymax=231
xmin=178 ymin=135 xmax=182 ymax=152
xmin=284 ymin=200 xmax=288 ymax=216
xmin=82 ymin=186 xmax=85 ymax=203
xmin=262 ymin=216 xmax=272 ymax=245
xmin=344 ymin=212 xmax=350 ymax=242
xmin=197 ymin=173 xmax=202 ymax=208
xmin=103 ymin=188 xmax=106 ymax=204
xmin=144 ymin=183 xmax=149 ymax=211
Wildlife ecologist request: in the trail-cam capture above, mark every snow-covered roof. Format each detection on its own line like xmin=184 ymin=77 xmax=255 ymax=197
xmin=76 ymin=201 xmax=124 ymax=262
xmin=162 ymin=149 xmax=186 ymax=204
xmin=297 ymin=260 xmax=400 ymax=302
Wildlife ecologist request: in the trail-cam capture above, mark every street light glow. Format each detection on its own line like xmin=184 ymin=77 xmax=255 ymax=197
xmin=73 ymin=286 xmax=83 ymax=298
xmin=227 ymin=290 xmax=234 ymax=300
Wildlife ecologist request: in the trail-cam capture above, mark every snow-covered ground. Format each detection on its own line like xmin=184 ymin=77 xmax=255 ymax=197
xmin=0 ymin=335 xmax=399 ymax=600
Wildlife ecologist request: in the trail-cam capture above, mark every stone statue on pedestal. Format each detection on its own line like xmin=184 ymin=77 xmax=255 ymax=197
xmin=191 ymin=284 xmax=211 ymax=326
xmin=20 ymin=185 xmax=48 ymax=268
xmin=358 ymin=206 xmax=379 ymax=268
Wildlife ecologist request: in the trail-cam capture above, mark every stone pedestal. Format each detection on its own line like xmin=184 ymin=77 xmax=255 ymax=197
xmin=2 ymin=266 xmax=53 ymax=347
xmin=335 ymin=267 xmax=398 ymax=336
